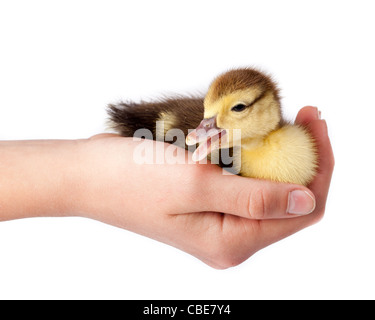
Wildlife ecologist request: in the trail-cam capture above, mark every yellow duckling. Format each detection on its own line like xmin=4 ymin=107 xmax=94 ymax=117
xmin=108 ymin=68 xmax=318 ymax=186
xmin=186 ymin=68 xmax=317 ymax=185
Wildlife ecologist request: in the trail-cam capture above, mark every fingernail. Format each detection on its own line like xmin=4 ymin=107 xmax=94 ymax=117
xmin=287 ymin=190 xmax=316 ymax=215
xmin=313 ymin=107 xmax=321 ymax=119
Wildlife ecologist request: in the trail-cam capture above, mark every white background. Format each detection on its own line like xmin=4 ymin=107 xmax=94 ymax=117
xmin=0 ymin=0 xmax=374 ymax=299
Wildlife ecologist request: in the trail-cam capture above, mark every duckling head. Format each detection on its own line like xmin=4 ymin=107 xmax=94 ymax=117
xmin=186 ymin=68 xmax=282 ymax=161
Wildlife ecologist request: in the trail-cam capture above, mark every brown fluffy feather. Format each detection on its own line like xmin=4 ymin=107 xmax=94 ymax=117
xmin=107 ymin=96 xmax=204 ymax=139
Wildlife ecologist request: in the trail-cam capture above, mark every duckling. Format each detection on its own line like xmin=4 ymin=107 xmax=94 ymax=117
xmin=107 ymin=96 xmax=204 ymax=149
xmin=186 ymin=68 xmax=318 ymax=185
xmin=107 ymin=68 xmax=318 ymax=186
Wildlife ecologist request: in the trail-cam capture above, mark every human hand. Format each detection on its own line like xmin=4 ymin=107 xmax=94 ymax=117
xmin=75 ymin=106 xmax=334 ymax=269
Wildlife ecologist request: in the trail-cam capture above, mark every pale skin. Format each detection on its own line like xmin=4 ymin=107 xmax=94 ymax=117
xmin=0 ymin=106 xmax=334 ymax=269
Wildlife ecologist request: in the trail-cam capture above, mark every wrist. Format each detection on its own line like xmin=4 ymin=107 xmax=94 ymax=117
xmin=0 ymin=139 xmax=85 ymax=221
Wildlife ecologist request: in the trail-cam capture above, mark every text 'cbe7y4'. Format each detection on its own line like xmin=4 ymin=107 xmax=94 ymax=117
xmin=142 ymin=303 xmax=232 ymax=318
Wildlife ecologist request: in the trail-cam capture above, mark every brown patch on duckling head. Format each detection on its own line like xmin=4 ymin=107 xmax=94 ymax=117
xmin=205 ymin=68 xmax=280 ymax=106
xmin=202 ymin=68 xmax=282 ymax=141
xmin=188 ymin=68 xmax=284 ymax=162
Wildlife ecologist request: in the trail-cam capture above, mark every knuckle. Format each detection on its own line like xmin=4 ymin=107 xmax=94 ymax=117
xmin=201 ymin=239 xmax=232 ymax=269
xmin=310 ymin=204 xmax=326 ymax=225
xmin=248 ymin=188 xmax=266 ymax=219
xmin=207 ymin=242 xmax=249 ymax=270
xmin=201 ymin=217 xmax=260 ymax=269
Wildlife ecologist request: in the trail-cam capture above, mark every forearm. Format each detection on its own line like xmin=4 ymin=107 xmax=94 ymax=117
xmin=0 ymin=137 xmax=150 ymax=228
xmin=0 ymin=139 xmax=83 ymax=221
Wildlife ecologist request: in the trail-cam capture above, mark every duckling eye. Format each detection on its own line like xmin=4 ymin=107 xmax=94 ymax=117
xmin=231 ymin=103 xmax=247 ymax=112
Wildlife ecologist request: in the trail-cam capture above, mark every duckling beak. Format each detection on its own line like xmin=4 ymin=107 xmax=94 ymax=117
xmin=186 ymin=117 xmax=227 ymax=162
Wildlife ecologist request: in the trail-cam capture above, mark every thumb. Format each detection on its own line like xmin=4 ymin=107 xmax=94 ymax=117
xmin=200 ymin=174 xmax=316 ymax=219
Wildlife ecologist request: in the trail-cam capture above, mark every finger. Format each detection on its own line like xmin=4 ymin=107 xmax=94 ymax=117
xmin=306 ymin=119 xmax=335 ymax=208
xmin=295 ymin=106 xmax=334 ymax=210
xmin=295 ymin=106 xmax=320 ymax=125
xmin=253 ymin=113 xmax=334 ymax=246
xmin=198 ymin=174 xmax=316 ymax=220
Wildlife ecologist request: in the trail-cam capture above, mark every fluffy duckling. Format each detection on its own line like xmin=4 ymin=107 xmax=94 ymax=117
xmin=186 ymin=68 xmax=317 ymax=185
xmin=108 ymin=68 xmax=318 ymax=186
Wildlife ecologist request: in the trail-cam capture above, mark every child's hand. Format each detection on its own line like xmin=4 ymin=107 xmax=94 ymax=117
xmin=75 ymin=106 xmax=333 ymax=268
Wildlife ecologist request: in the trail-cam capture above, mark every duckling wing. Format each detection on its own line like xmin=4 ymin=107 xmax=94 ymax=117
xmin=107 ymin=96 xmax=204 ymax=147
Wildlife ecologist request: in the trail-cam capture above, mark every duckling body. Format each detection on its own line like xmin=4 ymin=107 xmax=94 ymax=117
xmin=108 ymin=68 xmax=318 ymax=186
xmin=240 ymin=125 xmax=316 ymax=185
